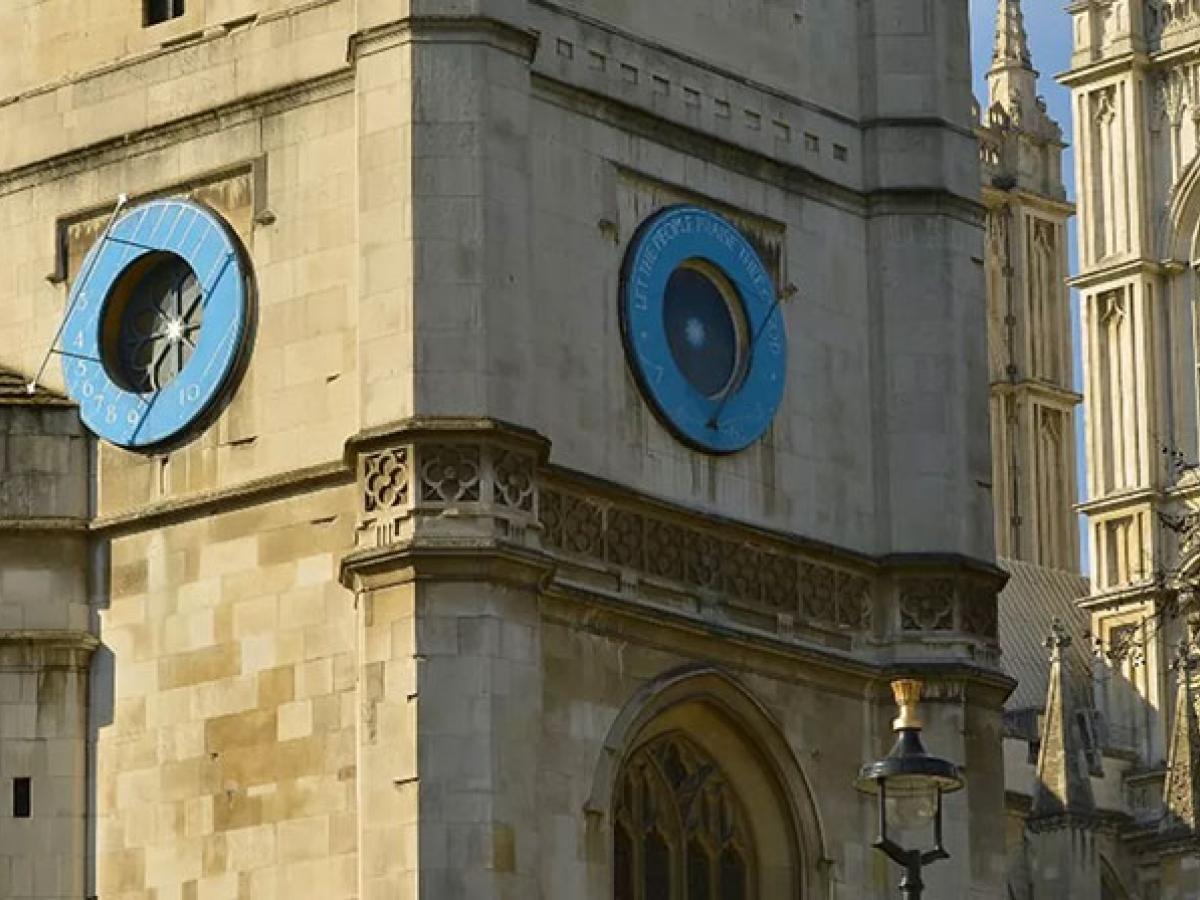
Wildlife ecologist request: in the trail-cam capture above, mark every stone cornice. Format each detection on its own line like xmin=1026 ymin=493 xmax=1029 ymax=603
xmin=1057 ymin=51 xmax=1149 ymax=89
xmin=531 ymin=0 xmax=858 ymax=127
xmin=339 ymin=538 xmax=553 ymax=593
xmin=0 ymin=70 xmax=354 ymax=196
xmin=863 ymin=189 xmax=986 ymax=225
xmin=980 ymin=184 xmax=1075 ymax=217
xmin=1078 ymin=582 xmax=1168 ymax=611
xmin=539 ymin=580 xmax=1015 ymax=704
xmin=0 ymin=517 xmax=89 ymax=535
xmin=530 ymin=74 xmax=867 ymax=220
xmin=0 ymin=630 xmax=99 ymax=669
xmin=333 ymin=420 xmax=1006 ymax=675
xmin=1025 ymin=810 xmax=1123 ymax=835
xmin=989 ymin=379 xmax=1083 ymax=407
xmin=0 ymin=629 xmax=98 ymax=648
xmin=532 ymin=73 xmax=984 ymax=226
xmin=350 ymin=14 xmax=540 ymax=62
xmin=0 ymin=0 xmax=344 ymax=113
xmin=1068 ymin=256 xmax=1176 ymax=290
xmin=346 ymin=417 xmax=551 ymax=468
xmin=1076 ymin=486 xmax=1159 ymax=517
xmin=91 ymin=459 xmax=350 ymax=536
xmin=1121 ymin=820 xmax=1200 ymax=856
xmin=1147 ymin=40 xmax=1200 ymax=70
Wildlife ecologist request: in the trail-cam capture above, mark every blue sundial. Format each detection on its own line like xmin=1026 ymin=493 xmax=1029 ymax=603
xmin=620 ymin=205 xmax=787 ymax=454
xmin=61 ymin=198 xmax=254 ymax=449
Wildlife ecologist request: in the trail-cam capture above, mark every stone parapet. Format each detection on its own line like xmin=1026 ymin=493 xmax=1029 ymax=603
xmin=339 ymin=418 xmax=1005 ymax=669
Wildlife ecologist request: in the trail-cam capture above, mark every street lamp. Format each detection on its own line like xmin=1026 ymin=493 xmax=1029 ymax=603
xmin=855 ymin=679 xmax=965 ymax=900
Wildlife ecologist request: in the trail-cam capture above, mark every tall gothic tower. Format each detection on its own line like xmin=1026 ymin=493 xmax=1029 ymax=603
xmin=979 ymin=0 xmax=1080 ymax=572
xmin=1061 ymin=0 xmax=1200 ymax=894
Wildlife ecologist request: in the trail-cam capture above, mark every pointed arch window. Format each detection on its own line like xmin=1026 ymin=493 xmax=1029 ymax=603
xmin=613 ymin=733 xmax=756 ymax=900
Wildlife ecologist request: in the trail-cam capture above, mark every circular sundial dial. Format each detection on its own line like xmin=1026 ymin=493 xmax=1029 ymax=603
xmin=61 ymin=198 xmax=254 ymax=449
xmin=620 ymin=205 xmax=787 ymax=454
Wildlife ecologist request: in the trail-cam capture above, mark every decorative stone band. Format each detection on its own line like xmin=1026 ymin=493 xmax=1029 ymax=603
xmin=539 ymin=482 xmax=871 ymax=641
xmin=353 ymin=420 xmax=547 ymax=551
xmin=898 ymin=576 xmax=999 ymax=640
xmin=346 ymin=419 xmax=1001 ymax=650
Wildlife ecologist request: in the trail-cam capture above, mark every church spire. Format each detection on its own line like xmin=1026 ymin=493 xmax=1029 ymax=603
xmin=1031 ymin=620 xmax=1096 ymax=821
xmin=1161 ymin=623 xmax=1200 ymax=835
xmin=987 ymin=0 xmax=1039 ymax=123
xmin=992 ymin=0 xmax=1033 ymax=72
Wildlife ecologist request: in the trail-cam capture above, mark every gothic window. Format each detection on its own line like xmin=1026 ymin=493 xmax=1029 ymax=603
xmin=145 ymin=0 xmax=185 ymax=26
xmin=613 ymin=733 xmax=756 ymax=900
xmin=1029 ymin=220 xmax=1060 ymax=384
xmin=1091 ymin=87 xmax=1119 ymax=261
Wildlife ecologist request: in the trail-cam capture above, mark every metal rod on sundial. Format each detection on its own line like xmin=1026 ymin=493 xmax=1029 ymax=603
xmin=706 ymin=286 xmax=793 ymax=431
xmin=27 ymin=193 xmax=129 ymax=395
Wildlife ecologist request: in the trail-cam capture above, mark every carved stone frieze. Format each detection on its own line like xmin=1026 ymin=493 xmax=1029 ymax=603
xmin=894 ymin=576 xmax=999 ymax=642
xmin=759 ymin=553 xmax=798 ymax=610
xmin=684 ymin=533 xmax=723 ymax=591
xmin=539 ymin=484 xmax=877 ymax=635
xmin=559 ymin=493 xmax=604 ymax=557
xmin=420 ymin=445 xmax=482 ymax=504
xmin=644 ymin=519 xmax=686 ymax=582
xmin=354 ymin=430 xmax=543 ymax=551
xmin=349 ymin=425 xmax=1000 ymax=647
xmin=961 ymin=584 xmax=999 ymax=640
xmin=800 ymin=562 xmax=837 ymax=622
xmin=605 ymin=508 xmax=644 ymax=569
xmin=836 ymin=573 xmax=872 ymax=631
xmin=363 ymin=447 xmax=409 ymax=513
xmin=899 ymin=579 xmax=955 ymax=631
xmin=722 ymin=544 xmax=761 ymax=604
xmin=493 ymin=449 xmax=535 ymax=512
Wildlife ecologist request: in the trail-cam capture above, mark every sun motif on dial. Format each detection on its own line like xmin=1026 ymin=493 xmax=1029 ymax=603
xmin=112 ymin=254 xmax=204 ymax=392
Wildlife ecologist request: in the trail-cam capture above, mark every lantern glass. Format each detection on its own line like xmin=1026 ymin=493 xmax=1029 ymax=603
xmin=883 ymin=775 xmax=939 ymax=832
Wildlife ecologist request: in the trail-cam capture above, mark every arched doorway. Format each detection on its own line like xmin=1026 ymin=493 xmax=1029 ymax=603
xmin=589 ymin=665 xmax=829 ymax=900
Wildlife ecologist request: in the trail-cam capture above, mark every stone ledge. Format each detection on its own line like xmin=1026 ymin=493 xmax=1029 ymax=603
xmin=351 ymin=14 xmax=540 ymax=62
xmin=0 ymin=629 xmax=99 ymax=668
xmin=91 ymin=459 xmax=350 ymax=536
xmin=339 ymin=537 xmax=554 ymax=593
xmin=0 ymin=70 xmax=353 ymax=195
xmin=0 ymin=517 xmax=89 ymax=534
xmin=339 ymin=417 xmax=1005 ymax=661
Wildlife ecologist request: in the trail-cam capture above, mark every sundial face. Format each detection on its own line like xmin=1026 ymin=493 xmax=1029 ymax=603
xmin=61 ymin=198 xmax=254 ymax=449
xmin=620 ymin=205 xmax=787 ymax=454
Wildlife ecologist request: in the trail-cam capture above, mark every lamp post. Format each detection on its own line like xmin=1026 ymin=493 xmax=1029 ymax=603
xmin=855 ymin=679 xmax=965 ymax=900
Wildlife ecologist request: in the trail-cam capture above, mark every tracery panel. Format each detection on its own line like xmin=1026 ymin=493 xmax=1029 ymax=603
xmin=613 ymin=733 xmax=758 ymax=900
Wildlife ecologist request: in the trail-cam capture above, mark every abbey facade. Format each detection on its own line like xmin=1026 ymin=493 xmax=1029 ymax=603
xmin=980 ymin=2 xmax=1200 ymax=899
xmin=0 ymin=1 xmax=1010 ymax=899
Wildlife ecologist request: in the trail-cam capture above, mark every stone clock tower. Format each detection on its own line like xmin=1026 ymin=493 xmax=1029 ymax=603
xmin=0 ymin=1 xmax=1010 ymax=898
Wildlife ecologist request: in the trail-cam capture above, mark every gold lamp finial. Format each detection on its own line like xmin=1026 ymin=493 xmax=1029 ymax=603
xmin=891 ymin=678 xmax=924 ymax=731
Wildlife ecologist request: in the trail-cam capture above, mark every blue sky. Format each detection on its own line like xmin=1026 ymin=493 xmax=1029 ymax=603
xmin=968 ymin=1 xmax=1089 ymax=571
